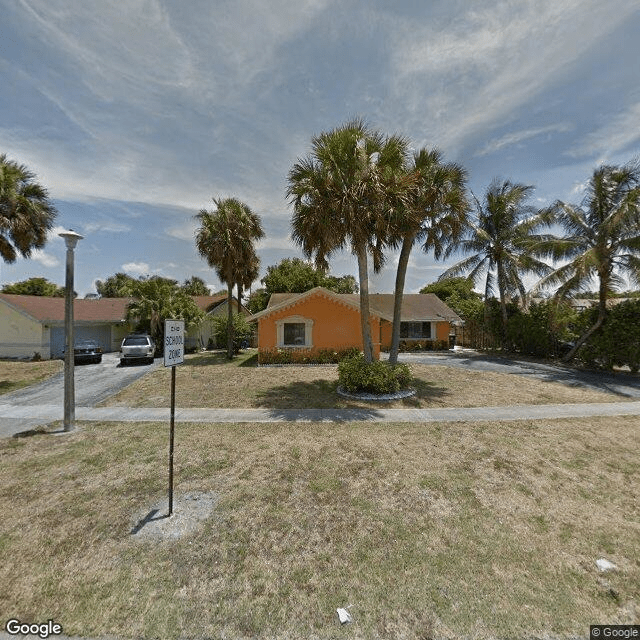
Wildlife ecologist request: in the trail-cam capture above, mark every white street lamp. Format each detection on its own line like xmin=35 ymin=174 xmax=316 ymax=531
xmin=59 ymin=229 xmax=83 ymax=431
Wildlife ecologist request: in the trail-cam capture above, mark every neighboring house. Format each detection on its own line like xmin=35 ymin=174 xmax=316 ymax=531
xmin=250 ymin=286 xmax=461 ymax=359
xmin=189 ymin=295 xmax=251 ymax=350
xmin=0 ymin=293 xmax=251 ymax=359
xmin=0 ymin=294 xmax=133 ymax=359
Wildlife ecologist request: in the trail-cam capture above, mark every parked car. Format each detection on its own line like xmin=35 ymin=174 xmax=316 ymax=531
xmin=120 ymin=334 xmax=155 ymax=365
xmin=64 ymin=339 xmax=103 ymax=364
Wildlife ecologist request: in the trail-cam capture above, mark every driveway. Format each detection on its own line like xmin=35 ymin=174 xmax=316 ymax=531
xmin=385 ymin=350 xmax=640 ymax=399
xmin=0 ymin=352 xmax=160 ymax=436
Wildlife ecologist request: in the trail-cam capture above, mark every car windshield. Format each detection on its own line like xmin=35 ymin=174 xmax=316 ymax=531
xmin=123 ymin=336 xmax=149 ymax=346
xmin=75 ymin=341 xmax=97 ymax=348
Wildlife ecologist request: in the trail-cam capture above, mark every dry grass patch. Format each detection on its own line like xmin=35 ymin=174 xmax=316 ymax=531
xmin=103 ymin=350 xmax=624 ymax=409
xmin=1 ymin=416 xmax=638 ymax=639
xmin=0 ymin=358 xmax=63 ymax=395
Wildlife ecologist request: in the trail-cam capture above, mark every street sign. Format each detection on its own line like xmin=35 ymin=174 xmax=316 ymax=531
xmin=164 ymin=319 xmax=185 ymax=367
xmin=164 ymin=319 xmax=184 ymax=517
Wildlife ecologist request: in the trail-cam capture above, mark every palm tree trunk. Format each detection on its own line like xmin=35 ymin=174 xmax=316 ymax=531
xmin=497 ymin=260 xmax=509 ymax=350
xmin=562 ymin=277 xmax=608 ymax=362
xmin=226 ymin=281 xmax=234 ymax=359
xmin=356 ymin=245 xmax=375 ymax=362
xmin=389 ymin=233 xmax=414 ymax=365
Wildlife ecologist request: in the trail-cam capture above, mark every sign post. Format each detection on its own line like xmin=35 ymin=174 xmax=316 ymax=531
xmin=164 ymin=319 xmax=185 ymax=517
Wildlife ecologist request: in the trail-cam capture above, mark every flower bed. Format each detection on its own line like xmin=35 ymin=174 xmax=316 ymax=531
xmin=257 ymin=346 xmax=360 ymax=365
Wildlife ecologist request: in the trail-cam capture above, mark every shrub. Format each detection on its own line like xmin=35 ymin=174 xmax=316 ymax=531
xmin=212 ymin=314 xmax=253 ymax=353
xmin=258 ymin=346 xmax=359 ymax=365
xmin=338 ymin=353 xmax=412 ymax=394
xmin=576 ymin=300 xmax=640 ymax=372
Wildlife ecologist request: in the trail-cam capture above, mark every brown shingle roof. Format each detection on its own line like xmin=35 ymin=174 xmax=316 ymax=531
xmin=0 ymin=294 xmax=131 ymax=324
xmin=256 ymin=288 xmax=461 ymax=322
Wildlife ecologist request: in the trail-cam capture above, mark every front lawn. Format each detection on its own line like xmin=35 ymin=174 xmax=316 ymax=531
xmin=1 ymin=417 xmax=637 ymax=639
xmin=0 ymin=358 xmax=63 ymax=395
xmin=102 ymin=349 xmax=625 ymax=409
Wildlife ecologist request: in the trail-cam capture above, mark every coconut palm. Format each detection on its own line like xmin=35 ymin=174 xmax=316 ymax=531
xmin=439 ymin=179 xmax=552 ymax=346
xmin=533 ymin=161 xmax=640 ymax=361
xmin=387 ymin=147 xmax=470 ymax=364
xmin=195 ymin=198 xmax=264 ymax=358
xmin=287 ymin=119 xmax=408 ymax=362
xmin=0 ymin=154 xmax=57 ymax=263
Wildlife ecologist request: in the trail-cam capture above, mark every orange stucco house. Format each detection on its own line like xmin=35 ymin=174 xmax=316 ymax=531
xmin=250 ymin=287 xmax=462 ymax=359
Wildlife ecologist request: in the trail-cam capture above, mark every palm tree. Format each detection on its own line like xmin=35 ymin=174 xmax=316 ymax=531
xmin=439 ymin=179 xmax=552 ymax=346
xmin=195 ymin=198 xmax=264 ymax=358
xmin=287 ymin=119 xmax=408 ymax=362
xmin=0 ymin=154 xmax=57 ymax=263
xmin=387 ymin=148 xmax=469 ymax=364
xmin=235 ymin=247 xmax=260 ymax=309
xmin=533 ymin=161 xmax=640 ymax=361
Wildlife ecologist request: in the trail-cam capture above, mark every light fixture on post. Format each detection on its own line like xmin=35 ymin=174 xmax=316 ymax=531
xmin=59 ymin=229 xmax=83 ymax=432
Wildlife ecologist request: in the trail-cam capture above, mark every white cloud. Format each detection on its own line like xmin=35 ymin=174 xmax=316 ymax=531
xmin=122 ymin=262 xmax=152 ymax=276
xmin=476 ymin=124 xmax=572 ymax=156
xmin=388 ymin=0 xmax=638 ymax=151
xmin=82 ymin=221 xmax=132 ymax=234
xmin=567 ymin=101 xmax=640 ymax=160
xmin=30 ymin=249 xmax=60 ymax=268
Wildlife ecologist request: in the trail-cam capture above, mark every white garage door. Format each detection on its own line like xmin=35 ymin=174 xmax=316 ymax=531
xmin=50 ymin=325 xmax=112 ymax=358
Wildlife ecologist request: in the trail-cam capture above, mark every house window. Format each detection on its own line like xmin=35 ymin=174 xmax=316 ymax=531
xmin=276 ymin=316 xmax=314 ymax=348
xmin=400 ymin=321 xmax=432 ymax=339
xmin=283 ymin=322 xmax=306 ymax=346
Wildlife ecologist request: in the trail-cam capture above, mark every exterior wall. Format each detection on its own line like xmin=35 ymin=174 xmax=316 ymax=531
xmin=0 ymin=302 xmax=48 ymax=359
xmin=379 ymin=319 xmax=452 ymax=350
xmin=258 ymin=291 xmax=381 ymax=358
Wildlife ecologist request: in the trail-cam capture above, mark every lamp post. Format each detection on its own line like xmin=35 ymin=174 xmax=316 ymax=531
xmin=59 ymin=230 xmax=83 ymax=431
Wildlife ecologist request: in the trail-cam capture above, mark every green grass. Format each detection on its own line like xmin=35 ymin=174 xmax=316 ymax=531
xmin=1 ymin=416 xmax=638 ymax=639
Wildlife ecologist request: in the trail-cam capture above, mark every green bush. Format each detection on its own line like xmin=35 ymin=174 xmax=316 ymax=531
xmin=576 ymin=300 xmax=640 ymax=372
xmin=338 ymin=353 xmax=412 ymax=394
xmin=212 ymin=314 xmax=253 ymax=353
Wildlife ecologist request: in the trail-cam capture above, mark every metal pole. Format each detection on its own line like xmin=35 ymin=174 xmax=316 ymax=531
xmin=168 ymin=365 xmax=176 ymax=516
xmin=63 ymin=243 xmax=75 ymax=431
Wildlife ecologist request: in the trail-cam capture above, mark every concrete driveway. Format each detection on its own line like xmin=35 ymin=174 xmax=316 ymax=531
xmin=0 ymin=352 xmax=160 ymax=436
xmin=385 ymin=349 xmax=640 ymax=399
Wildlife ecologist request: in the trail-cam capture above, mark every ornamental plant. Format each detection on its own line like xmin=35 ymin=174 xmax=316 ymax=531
xmin=338 ymin=353 xmax=412 ymax=394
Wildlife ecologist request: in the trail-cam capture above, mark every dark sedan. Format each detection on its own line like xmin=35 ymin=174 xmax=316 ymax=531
xmin=68 ymin=340 xmax=103 ymax=364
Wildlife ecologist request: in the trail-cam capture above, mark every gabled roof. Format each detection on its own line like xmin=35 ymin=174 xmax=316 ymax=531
xmin=0 ymin=294 xmax=131 ymax=324
xmin=250 ymin=287 xmax=462 ymax=323
xmin=192 ymin=295 xmax=250 ymax=314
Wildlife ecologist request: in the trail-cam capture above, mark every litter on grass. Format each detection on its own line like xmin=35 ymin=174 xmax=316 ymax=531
xmin=596 ymin=558 xmax=617 ymax=572
xmin=337 ymin=606 xmax=353 ymax=624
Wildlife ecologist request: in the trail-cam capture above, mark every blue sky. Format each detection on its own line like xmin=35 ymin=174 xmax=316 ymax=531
xmin=1 ymin=0 xmax=639 ymax=296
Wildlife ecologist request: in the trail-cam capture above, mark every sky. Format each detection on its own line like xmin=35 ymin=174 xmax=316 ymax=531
xmin=1 ymin=0 xmax=639 ymax=297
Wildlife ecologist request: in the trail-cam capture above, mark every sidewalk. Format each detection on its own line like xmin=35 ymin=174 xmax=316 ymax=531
xmin=2 ymin=401 xmax=640 ymax=438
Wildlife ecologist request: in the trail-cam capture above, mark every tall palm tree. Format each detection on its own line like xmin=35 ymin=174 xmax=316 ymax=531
xmin=439 ymin=179 xmax=552 ymax=346
xmin=387 ymin=148 xmax=469 ymax=364
xmin=533 ymin=161 xmax=640 ymax=361
xmin=235 ymin=247 xmax=260 ymax=309
xmin=0 ymin=154 xmax=57 ymax=263
xmin=195 ymin=197 xmax=264 ymax=358
xmin=287 ymin=119 xmax=408 ymax=362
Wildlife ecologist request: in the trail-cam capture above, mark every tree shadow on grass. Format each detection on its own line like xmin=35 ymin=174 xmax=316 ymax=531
xmin=253 ymin=377 xmax=450 ymax=411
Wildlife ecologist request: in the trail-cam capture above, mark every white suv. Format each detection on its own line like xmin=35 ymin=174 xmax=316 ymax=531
xmin=120 ymin=334 xmax=155 ymax=365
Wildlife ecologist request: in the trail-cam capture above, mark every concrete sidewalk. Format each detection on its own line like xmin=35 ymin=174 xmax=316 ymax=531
xmin=2 ymin=400 xmax=640 ymax=437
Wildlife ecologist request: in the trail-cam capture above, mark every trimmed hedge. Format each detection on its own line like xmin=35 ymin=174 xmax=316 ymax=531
xmin=258 ymin=346 xmax=360 ymax=365
xmin=398 ymin=339 xmax=449 ymax=352
xmin=338 ymin=353 xmax=412 ymax=394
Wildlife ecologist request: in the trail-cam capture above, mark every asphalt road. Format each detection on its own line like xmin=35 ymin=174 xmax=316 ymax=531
xmin=2 ymin=352 xmax=160 ymax=407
